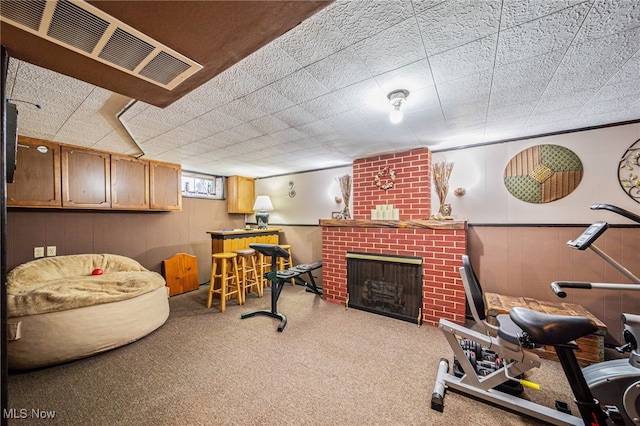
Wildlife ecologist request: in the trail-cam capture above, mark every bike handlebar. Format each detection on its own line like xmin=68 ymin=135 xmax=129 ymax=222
xmin=551 ymin=281 xmax=593 ymax=298
xmin=590 ymin=204 xmax=640 ymax=224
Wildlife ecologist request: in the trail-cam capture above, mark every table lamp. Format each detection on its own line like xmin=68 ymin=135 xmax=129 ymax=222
xmin=253 ymin=196 xmax=274 ymax=229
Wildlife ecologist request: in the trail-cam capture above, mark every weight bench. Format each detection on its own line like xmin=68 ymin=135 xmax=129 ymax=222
xmin=242 ymin=244 xmax=290 ymax=332
xmin=241 ymin=244 xmax=323 ymax=332
xmin=289 ymin=260 xmax=323 ymax=295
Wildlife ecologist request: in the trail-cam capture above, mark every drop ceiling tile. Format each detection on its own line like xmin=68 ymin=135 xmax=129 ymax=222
xmin=92 ymin=132 xmax=138 ymax=154
xmin=430 ymin=34 xmax=498 ymax=84
xmin=579 ymin=91 xmax=640 ymax=117
xmin=208 ymin=64 xmax=265 ymax=99
xmin=327 ymin=0 xmax=414 ymax=44
xmin=218 ymin=99 xmax=266 ymax=123
xmin=276 ymin=9 xmax=350 ymax=67
xmin=526 ymin=106 xmax=582 ymax=128
xmin=320 ymin=110 xmax=366 ymax=129
xmin=241 ymin=42 xmax=302 ymax=85
xmin=269 ymin=69 xmax=329 ymax=103
xmin=331 ymin=78 xmax=386 ymax=110
xmin=13 ymin=62 xmax=95 ymax=99
xmin=374 ymin=57 xmax=435 ymax=95
xmin=492 ymin=49 xmax=565 ymax=91
xmin=487 ymin=101 xmax=538 ymax=122
xmin=495 ymin=3 xmax=591 ymax=66
xmin=535 ymin=88 xmax=600 ymax=113
xmin=242 ymin=85 xmax=295 ymax=115
xmin=272 ymin=127 xmax=308 ymax=142
xmin=594 ymin=78 xmax=640 ymax=103
xmin=500 ymin=0 xmax=588 ymax=30
xmin=305 ymin=47 xmax=373 ymax=91
xmin=554 ymin=27 xmax=640 ymax=89
xmin=401 ymin=85 xmax=441 ymax=113
xmin=353 ymin=17 xmax=426 ymax=76
xmin=297 ymin=120 xmax=335 ymax=137
xmin=119 ymin=117 xmax=175 ymax=143
xmin=489 ymin=80 xmax=547 ymax=110
xmin=607 ymin=50 xmax=640 ymax=85
xmin=273 ymin=105 xmax=318 ymax=127
xmin=437 ymin=71 xmax=492 ymax=106
xmin=170 ymin=83 xmax=233 ymax=115
xmin=172 ymin=141 xmax=215 ymax=156
xmin=575 ymin=0 xmax=640 ymax=42
xmin=416 ymin=0 xmax=501 ymax=55
xmin=133 ymin=105 xmax=193 ymax=128
xmin=249 ymin=116 xmax=290 ymax=134
xmin=412 ymin=0 xmax=449 ymax=15
xmin=228 ymin=123 xmax=263 ymax=140
xmin=190 ymin=110 xmax=242 ymax=136
xmin=299 ymin=93 xmax=349 ymax=119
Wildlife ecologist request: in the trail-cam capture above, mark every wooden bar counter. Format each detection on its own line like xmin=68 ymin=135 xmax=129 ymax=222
xmin=207 ymin=228 xmax=281 ymax=255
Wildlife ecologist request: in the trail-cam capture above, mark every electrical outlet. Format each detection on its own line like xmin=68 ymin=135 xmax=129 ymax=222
xmin=34 ymin=247 xmax=45 ymax=258
xmin=46 ymin=246 xmax=56 ymax=257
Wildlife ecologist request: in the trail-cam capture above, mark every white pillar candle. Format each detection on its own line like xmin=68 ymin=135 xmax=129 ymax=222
xmin=371 ymin=210 xmax=378 ymax=220
xmin=393 ymin=209 xmax=399 ymax=220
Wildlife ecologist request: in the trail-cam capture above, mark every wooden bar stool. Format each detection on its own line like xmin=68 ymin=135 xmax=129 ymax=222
xmin=278 ymin=244 xmax=295 ymax=285
xmin=207 ymin=253 xmax=241 ymax=312
xmin=234 ymin=248 xmax=262 ymax=303
xmin=256 ymin=252 xmax=271 ymax=289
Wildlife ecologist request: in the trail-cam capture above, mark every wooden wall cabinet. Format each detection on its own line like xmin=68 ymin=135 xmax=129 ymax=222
xmin=9 ymin=137 xmax=182 ymax=211
xmin=61 ymin=146 xmax=111 ymax=208
xmin=227 ymin=175 xmax=255 ymax=214
xmin=150 ymin=160 xmax=182 ymax=210
xmin=7 ymin=138 xmax=62 ymax=207
xmin=111 ymin=154 xmax=149 ymax=210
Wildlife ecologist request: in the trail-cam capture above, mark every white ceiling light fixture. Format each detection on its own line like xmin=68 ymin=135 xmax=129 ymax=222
xmin=387 ymin=89 xmax=409 ymax=124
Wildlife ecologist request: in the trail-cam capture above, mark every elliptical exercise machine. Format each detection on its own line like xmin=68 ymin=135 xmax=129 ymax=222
xmin=549 ymin=204 xmax=640 ymax=425
xmin=432 ymin=204 xmax=640 ymax=425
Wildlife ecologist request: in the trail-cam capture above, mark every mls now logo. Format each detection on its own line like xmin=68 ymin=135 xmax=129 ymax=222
xmin=4 ymin=408 xmax=56 ymax=419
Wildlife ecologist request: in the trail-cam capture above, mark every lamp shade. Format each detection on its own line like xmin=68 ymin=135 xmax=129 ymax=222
xmin=253 ymin=196 xmax=274 ymax=212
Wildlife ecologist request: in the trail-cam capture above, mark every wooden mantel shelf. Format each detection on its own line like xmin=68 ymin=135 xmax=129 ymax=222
xmin=319 ymin=219 xmax=467 ymax=230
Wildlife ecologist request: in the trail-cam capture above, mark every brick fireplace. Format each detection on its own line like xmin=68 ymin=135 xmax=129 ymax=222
xmin=320 ymin=148 xmax=467 ymax=326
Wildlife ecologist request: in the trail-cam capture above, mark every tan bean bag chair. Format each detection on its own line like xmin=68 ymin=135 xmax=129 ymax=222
xmin=7 ymin=254 xmax=169 ymax=370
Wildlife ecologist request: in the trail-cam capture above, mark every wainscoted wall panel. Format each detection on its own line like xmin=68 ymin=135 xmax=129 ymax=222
xmin=7 ymin=198 xmax=244 ymax=284
xmin=468 ymin=225 xmax=640 ymax=342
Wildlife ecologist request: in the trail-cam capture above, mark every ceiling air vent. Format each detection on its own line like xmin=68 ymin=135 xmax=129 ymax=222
xmin=0 ymin=0 xmax=202 ymax=90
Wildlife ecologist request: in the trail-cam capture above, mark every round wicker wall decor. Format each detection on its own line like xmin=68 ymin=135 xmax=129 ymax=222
xmin=503 ymin=144 xmax=583 ymax=204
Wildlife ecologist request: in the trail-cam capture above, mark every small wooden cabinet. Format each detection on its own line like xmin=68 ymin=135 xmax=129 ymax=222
xmin=227 ymin=175 xmax=255 ymax=214
xmin=111 ymin=154 xmax=149 ymax=210
xmin=150 ymin=160 xmax=182 ymax=210
xmin=7 ymin=137 xmax=61 ymax=207
xmin=61 ymin=146 xmax=111 ymax=208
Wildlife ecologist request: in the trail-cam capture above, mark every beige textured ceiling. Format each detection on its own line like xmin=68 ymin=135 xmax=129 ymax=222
xmin=4 ymin=0 xmax=640 ymax=178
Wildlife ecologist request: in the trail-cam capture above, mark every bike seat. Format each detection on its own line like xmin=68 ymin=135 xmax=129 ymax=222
xmin=509 ymin=307 xmax=599 ymax=345
xmin=495 ymin=313 xmax=524 ymax=345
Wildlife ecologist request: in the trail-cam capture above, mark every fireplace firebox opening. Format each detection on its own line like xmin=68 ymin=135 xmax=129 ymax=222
xmin=346 ymin=252 xmax=422 ymax=324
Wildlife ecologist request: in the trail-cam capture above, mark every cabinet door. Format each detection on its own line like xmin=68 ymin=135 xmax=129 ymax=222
xmin=150 ymin=160 xmax=182 ymax=210
xmin=227 ymin=175 xmax=255 ymax=214
xmin=7 ymin=137 xmax=61 ymax=207
xmin=111 ymin=154 xmax=149 ymax=210
xmin=61 ymin=146 xmax=111 ymax=208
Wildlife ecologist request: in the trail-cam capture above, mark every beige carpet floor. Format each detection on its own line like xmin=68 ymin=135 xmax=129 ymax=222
xmin=7 ymin=284 xmax=584 ymax=425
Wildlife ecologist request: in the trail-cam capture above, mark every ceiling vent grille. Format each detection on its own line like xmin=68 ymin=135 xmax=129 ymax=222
xmin=0 ymin=0 xmax=202 ymax=90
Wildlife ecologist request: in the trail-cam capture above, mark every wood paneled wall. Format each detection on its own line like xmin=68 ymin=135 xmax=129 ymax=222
xmin=467 ymin=225 xmax=640 ymax=342
xmin=7 ymin=198 xmax=244 ymax=284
